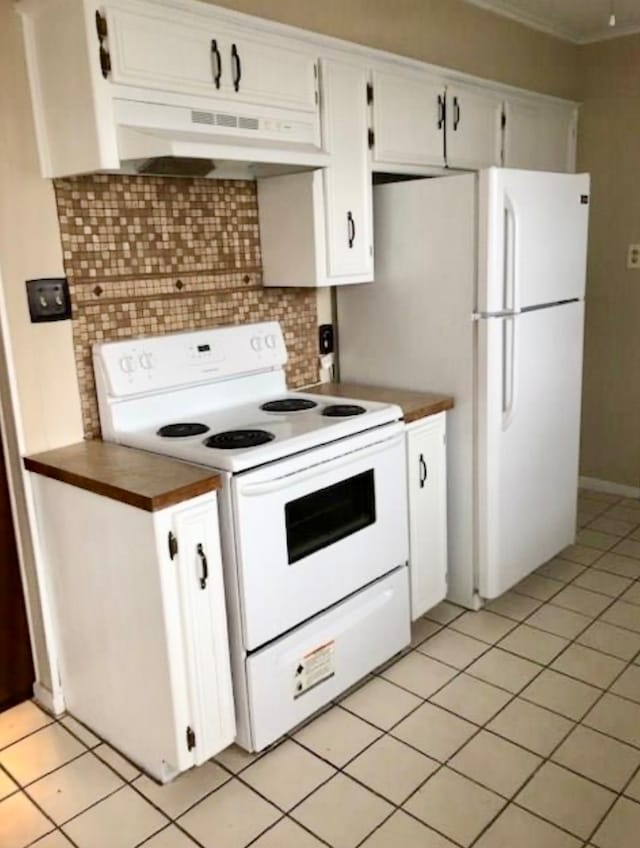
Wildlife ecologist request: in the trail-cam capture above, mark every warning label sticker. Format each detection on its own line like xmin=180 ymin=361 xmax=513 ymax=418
xmin=293 ymin=640 xmax=335 ymax=699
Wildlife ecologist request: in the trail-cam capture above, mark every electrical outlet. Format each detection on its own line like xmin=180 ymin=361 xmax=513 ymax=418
xmin=318 ymin=324 xmax=334 ymax=355
xmin=627 ymin=245 xmax=640 ymax=270
xmin=26 ymin=278 xmax=71 ymax=322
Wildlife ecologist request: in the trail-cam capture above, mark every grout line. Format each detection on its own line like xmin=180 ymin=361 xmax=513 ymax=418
xmin=0 ymin=717 xmax=55 ymax=755
xmin=7 ymin=492 xmax=640 ymax=848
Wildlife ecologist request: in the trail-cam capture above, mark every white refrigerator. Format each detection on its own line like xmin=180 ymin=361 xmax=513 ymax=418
xmin=337 ymin=168 xmax=590 ymax=608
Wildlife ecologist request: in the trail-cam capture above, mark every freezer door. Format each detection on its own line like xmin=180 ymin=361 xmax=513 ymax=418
xmin=478 ymin=168 xmax=590 ymax=313
xmin=477 ymin=301 xmax=584 ymax=599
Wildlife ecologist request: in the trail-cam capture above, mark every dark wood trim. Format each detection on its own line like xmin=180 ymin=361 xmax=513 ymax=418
xmin=0 ymin=428 xmax=34 ymax=710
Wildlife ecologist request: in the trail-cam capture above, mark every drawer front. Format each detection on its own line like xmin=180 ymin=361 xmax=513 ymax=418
xmin=245 ymin=568 xmax=410 ymax=750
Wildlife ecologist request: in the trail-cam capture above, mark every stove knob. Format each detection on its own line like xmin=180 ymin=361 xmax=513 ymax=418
xmin=250 ymin=336 xmax=263 ymax=352
xmin=139 ymin=351 xmax=153 ymax=370
xmin=265 ymin=334 xmax=277 ymax=350
xmin=119 ymin=355 xmax=136 ymax=375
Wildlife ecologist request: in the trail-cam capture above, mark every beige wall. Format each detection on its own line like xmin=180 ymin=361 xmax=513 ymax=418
xmin=210 ymin=0 xmax=579 ymax=98
xmin=0 ymin=5 xmax=83 ymax=452
xmin=577 ymin=34 xmax=640 ymax=487
xmin=0 ymin=1 xmax=84 ymax=698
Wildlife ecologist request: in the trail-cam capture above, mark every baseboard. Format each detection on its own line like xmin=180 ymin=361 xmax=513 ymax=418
xmin=33 ymin=681 xmax=65 ymax=717
xmin=579 ymin=476 xmax=640 ymax=499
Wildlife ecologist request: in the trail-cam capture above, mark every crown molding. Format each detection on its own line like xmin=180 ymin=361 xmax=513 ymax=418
xmin=463 ymin=0 xmax=579 ymax=42
xmin=577 ymin=22 xmax=640 ymax=43
xmin=464 ymin=0 xmax=640 ymax=45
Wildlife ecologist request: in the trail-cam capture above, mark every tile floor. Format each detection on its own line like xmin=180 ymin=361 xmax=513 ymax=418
xmin=3 ymin=488 xmax=640 ymax=847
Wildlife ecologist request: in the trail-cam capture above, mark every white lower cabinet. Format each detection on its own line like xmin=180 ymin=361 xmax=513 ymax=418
xmin=406 ymin=413 xmax=448 ymax=619
xmin=31 ymin=478 xmax=235 ymax=783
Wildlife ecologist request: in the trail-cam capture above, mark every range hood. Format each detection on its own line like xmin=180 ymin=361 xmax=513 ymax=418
xmin=114 ymin=98 xmax=329 ymax=180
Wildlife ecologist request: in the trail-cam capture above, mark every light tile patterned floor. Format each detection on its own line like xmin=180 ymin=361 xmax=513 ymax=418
xmin=2 ymin=488 xmax=640 ymax=847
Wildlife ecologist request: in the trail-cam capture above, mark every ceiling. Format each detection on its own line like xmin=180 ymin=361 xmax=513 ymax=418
xmin=465 ymin=0 xmax=640 ymax=43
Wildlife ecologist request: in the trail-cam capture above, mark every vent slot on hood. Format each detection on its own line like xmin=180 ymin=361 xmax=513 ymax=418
xmin=190 ymin=110 xmax=259 ymax=132
xmin=191 ymin=110 xmax=215 ymax=126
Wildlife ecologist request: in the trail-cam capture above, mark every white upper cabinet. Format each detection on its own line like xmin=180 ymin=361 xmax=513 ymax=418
xmin=445 ymin=83 xmax=503 ymax=170
xmin=371 ymin=67 xmax=446 ymax=170
xmin=504 ymin=97 xmax=577 ymax=172
xmin=219 ymin=28 xmax=318 ymax=113
xmin=20 ymin=0 xmax=579 ymax=181
xmin=106 ymin=2 xmax=319 ymax=113
xmin=370 ymin=71 xmax=503 ymax=173
xmin=258 ymin=58 xmax=372 ymax=286
xmin=321 ymin=59 xmax=373 ymax=280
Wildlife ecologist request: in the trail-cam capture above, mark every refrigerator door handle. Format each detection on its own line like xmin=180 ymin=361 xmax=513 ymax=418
xmin=502 ymin=314 xmax=518 ymax=429
xmin=503 ymin=195 xmax=518 ymax=312
xmin=472 ymin=309 xmax=521 ymax=320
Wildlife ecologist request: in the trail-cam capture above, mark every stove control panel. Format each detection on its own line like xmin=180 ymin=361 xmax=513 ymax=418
xmin=94 ymin=322 xmax=287 ymax=398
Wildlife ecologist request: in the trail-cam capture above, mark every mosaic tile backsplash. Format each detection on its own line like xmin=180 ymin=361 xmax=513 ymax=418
xmin=53 ymin=174 xmax=318 ymax=438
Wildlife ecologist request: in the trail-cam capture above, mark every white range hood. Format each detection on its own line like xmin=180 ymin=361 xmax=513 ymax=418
xmin=114 ymin=97 xmax=329 ymax=179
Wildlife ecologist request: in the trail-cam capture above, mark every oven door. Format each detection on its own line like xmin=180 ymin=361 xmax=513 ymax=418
xmin=232 ymin=423 xmax=409 ymax=650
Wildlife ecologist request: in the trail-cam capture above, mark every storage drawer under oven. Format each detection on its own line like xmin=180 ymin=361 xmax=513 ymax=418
xmin=232 ymin=427 xmax=409 ymax=650
xmin=245 ymin=567 xmax=410 ymax=751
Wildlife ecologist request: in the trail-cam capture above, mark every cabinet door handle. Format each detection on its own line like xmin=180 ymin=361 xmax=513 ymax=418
xmin=453 ymin=96 xmax=461 ymax=130
xmin=210 ymin=39 xmax=222 ymax=89
xmin=196 ymin=543 xmax=209 ymax=589
xmin=347 ymin=211 xmax=356 ymax=248
xmin=419 ymin=454 xmax=428 ymax=488
xmin=231 ymin=43 xmax=241 ymax=92
xmin=437 ymin=94 xmax=445 ymax=130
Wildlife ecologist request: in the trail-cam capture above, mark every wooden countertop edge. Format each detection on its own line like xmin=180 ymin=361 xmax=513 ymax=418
xmin=23 ymin=455 xmax=222 ymax=512
xmin=403 ymin=397 xmax=455 ymax=423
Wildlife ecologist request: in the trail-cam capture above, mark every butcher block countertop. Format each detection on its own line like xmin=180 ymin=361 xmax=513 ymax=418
xmin=307 ymin=382 xmax=454 ymax=424
xmin=24 ymin=441 xmax=222 ymax=512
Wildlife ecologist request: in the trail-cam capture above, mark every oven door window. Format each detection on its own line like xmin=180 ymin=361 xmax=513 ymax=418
xmin=285 ymin=470 xmax=376 ymax=564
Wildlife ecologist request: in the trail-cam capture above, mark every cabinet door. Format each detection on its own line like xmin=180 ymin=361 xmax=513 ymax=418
xmin=406 ymin=414 xmax=448 ymax=620
xmin=106 ymin=5 xmax=318 ymax=113
xmin=107 ymin=5 xmax=223 ymax=98
xmin=372 ymin=68 xmax=446 ymax=168
xmin=221 ymin=28 xmax=318 ymax=112
xmin=321 ymin=60 xmax=373 ymax=281
xmin=446 ymin=83 xmax=503 ymax=170
xmin=504 ymin=98 xmax=577 ymax=172
xmin=161 ymin=495 xmax=236 ymax=768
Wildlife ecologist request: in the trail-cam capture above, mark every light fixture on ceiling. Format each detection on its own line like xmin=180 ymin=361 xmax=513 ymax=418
xmin=609 ymin=0 xmax=616 ymax=27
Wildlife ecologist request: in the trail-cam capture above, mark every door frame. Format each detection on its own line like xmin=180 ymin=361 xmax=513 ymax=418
xmin=0 ymin=266 xmax=65 ymax=714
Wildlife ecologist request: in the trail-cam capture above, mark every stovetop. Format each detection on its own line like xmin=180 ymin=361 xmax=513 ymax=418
xmin=93 ymin=322 xmax=403 ymax=473
xmin=114 ymin=391 xmax=402 ymax=473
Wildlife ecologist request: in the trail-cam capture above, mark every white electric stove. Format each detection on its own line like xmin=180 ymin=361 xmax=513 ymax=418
xmin=94 ymin=322 xmax=410 ymax=751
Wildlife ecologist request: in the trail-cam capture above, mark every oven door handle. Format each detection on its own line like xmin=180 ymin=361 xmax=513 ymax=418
xmin=236 ymin=433 xmax=405 ymax=497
